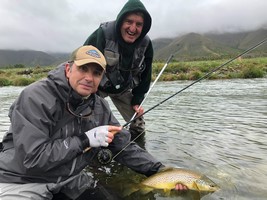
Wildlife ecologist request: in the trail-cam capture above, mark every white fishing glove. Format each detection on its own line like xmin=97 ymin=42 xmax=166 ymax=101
xmin=85 ymin=125 xmax=109 ymax=147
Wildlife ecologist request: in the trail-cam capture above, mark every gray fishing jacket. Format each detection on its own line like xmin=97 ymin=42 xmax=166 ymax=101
xmin=0 ymin=63 xmax=162 ymax=184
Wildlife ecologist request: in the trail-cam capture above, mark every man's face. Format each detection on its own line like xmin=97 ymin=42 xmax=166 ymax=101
xmin=66 ymin=63 xmax=104 ymax=97
xmin=120 ymin=13 xmax=144 ymax=43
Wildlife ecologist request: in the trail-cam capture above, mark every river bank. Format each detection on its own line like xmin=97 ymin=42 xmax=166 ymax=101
xmin=0 ymin=57 xmax=266 ymax=86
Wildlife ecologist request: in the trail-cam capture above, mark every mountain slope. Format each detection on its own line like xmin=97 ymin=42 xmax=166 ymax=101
xmin=154 ymin=33 xmax=240 ymax=61
xmin=0 ymin=50 xmax=58 ymax=67
xmin=0 ymin=28 xmax=266 ymax=67
xmin=237 ymin=29 xmax=267 ymax=52
xmin=153 ymin=28 xmax=267 ymax=61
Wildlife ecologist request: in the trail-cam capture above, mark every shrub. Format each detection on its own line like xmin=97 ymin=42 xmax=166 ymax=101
xmin=189 ymin=71 xmax=202 ymax=80
xmin=242 ymin=66 xmax=264 ymax=78
xmin=0 ymin=77 xmax=11 ymax=86
xmin=177 ymin=73 xmax=188 ymax=80
xmin=161 ymin=74 xmax=177 ymax=81
xmin=13 ymin=77 xmax=35 ymax=86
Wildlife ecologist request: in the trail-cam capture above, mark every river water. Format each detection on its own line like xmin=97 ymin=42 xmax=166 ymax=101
xmin=0 ymin=78 xmax=267 ymax=200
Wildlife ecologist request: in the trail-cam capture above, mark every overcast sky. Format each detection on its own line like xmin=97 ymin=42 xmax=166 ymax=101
xmin=0 ymin=0 xmax=266 ymax=53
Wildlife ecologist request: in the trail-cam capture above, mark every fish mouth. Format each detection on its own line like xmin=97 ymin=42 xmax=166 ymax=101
xmin=211 ymin=185 xmax=220 ymax=192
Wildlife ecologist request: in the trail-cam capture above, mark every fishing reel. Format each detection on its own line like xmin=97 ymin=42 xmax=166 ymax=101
xmin=97 ymin=148 xmax=113 ymax=165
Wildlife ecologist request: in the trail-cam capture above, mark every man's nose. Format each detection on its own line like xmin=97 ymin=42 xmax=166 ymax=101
xmin=84 ymin=71 xmax=93 ymax=80
xmin=129 ymin=23 xmax=137 ymax=32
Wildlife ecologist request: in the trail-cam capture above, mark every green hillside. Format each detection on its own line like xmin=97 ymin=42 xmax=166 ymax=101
xmin=153 ymin=29 xmax=267 ymax=61
xmin=0 ymin=28 xmax=266 ymax=67
xmin=154 ymin=33 xmax=240 ymax=61
xmin=0 ymin=50 xmax=58 ymax=67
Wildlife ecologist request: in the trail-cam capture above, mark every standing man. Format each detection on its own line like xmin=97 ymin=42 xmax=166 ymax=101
xmin=84 ymin=0 xmax=153 ymax=139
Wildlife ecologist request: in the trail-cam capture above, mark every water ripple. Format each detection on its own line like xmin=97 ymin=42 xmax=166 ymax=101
xmin=1 ymin=79 xmax=267 ymax=199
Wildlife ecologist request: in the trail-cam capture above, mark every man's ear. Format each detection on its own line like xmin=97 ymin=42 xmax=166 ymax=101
xmin=65 ymin=63 xmax=71 ymax=78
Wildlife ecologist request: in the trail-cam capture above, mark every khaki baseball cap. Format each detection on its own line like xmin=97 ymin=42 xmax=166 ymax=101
xmin=70 ymin=45 xmax=106 ymax=70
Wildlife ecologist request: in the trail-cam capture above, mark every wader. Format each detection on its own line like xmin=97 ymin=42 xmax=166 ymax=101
xmin=98 ymin=90 xmax=145 ymax=140
xmin=0 ymin=171 xmax=93 ymax=200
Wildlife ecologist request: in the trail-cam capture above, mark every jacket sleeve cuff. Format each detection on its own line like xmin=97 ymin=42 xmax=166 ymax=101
xmin=145 ymin=163 xmax=164 ymax=177
xmin=78 ymin=133 xmax=90 ymax=150
xmin=131 ymin=94 xmax=144 ymax=106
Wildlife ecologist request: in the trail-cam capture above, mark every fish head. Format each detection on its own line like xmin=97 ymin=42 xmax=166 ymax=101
xmin=195 ymin=175 xmax=220 ymax=192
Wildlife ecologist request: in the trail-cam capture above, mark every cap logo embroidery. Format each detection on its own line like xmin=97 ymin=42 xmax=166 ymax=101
xmin=86 ymin=50 xmax=101 ymax=58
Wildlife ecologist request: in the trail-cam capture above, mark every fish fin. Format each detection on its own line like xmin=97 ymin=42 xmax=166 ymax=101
xmin=122 ymin=185 xmax=140 ymax=197
xmin=122 ymin=185 xmax=155 ymax=197
xmin=192 ymin=181 xmax=200 ymax=191
xmin=163 ymin=189 xmax=172 ymax=196
xmin=140 ymin=186 xmax=154 ymax=195
xmin=191 ymin=191 xmax=201 ymax=200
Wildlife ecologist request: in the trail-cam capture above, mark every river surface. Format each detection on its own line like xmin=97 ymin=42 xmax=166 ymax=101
xmin=0 ymin=78 xmax=267 ymax=200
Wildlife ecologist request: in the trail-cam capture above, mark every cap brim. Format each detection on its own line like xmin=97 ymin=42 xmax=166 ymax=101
xmin=74 ymin=59 xmax=105 ymax=70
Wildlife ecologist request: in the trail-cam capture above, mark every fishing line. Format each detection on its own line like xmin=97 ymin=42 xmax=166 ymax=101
xmin=97 ymin=56 xmax=173 ymax=164
xmin=108 ymin=37 xmax=267 ymax=163
xmin=123 ymin=37 xmax=267 ymax=128
xmin=128 ymin=54 xmax=174 ymax=123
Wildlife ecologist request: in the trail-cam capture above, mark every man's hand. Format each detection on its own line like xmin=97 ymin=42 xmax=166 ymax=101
xmin=85 ymin=125 xmax=122 ymax=147
xmin=132 ymin=105 xmax=144 ymax=117
xmin=158 ymin=166 xmax=188 ymax=191
xmin=174 ymin=183 xmax=188 ymax=191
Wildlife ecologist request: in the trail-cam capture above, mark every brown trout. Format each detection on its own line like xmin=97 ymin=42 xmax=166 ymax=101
xmin=123 ymin=167 xmax=219 ymax=196
xmin=142 ymin=167 xmax=219 ymax=192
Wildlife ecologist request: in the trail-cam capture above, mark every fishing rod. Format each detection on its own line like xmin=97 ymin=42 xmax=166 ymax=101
xmin=99 ymin=37 xmax=267 ymax=164
xmin=108 ymin=37 xmax=267 ymax=161
xmin=128 ymin=54 xmax=174 ymax=123
xmin=84 ymin=55 xmax=173 ymax=155
xmin=123 ymin=36 xmax=267 ymax=128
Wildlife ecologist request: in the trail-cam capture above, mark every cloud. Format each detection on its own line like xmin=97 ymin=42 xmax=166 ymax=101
xmin=0 ymin=0 xmax=266 ymax=52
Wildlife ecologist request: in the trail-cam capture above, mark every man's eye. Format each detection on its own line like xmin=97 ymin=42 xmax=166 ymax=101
xmin=136 ymin=23 xmax=143 ymax=28
xmin=94 ymin=71 xmax=102 ymax=76
xmin=125 ymin=19 xmax=132 ymax=24
xmin=79 ymin=65 xmax=88 ymax=72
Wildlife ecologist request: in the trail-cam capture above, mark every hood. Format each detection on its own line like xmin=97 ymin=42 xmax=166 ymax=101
xmin=48 ymin=62 xmax=70 ymax=99
xmin=115 ymin=0 xmax=152 ymax=44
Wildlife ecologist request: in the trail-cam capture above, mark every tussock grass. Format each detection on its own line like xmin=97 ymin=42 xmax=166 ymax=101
xmin=0 ymin=66 xmax=54 ymax=86
xmin=152 ymin=57 xmax=267 ymax=81
xmin=0 ymin=57 xmax=266 ymax=86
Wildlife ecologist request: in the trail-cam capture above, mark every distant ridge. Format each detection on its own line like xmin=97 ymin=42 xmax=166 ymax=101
xmin=0 ymin=50 xmax=70 ymax=67
xmin=0 ymin=50 xmax=57 ymax=67
xmin=0 ymin=28 xmax=266 ymax=67
xmin=153 ymin=32 xmax=240 ymax=61
xmin=153 ymin=28 xmax=267 ymax=61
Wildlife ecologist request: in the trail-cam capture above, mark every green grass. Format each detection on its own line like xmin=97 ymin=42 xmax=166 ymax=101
xmin=152 ymin=57 xmax=267 ymax=81
xmin=0 ymin=66 xmax=54 ymax=86
xmin=0 ymin=57 xmax=267 ymax=86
